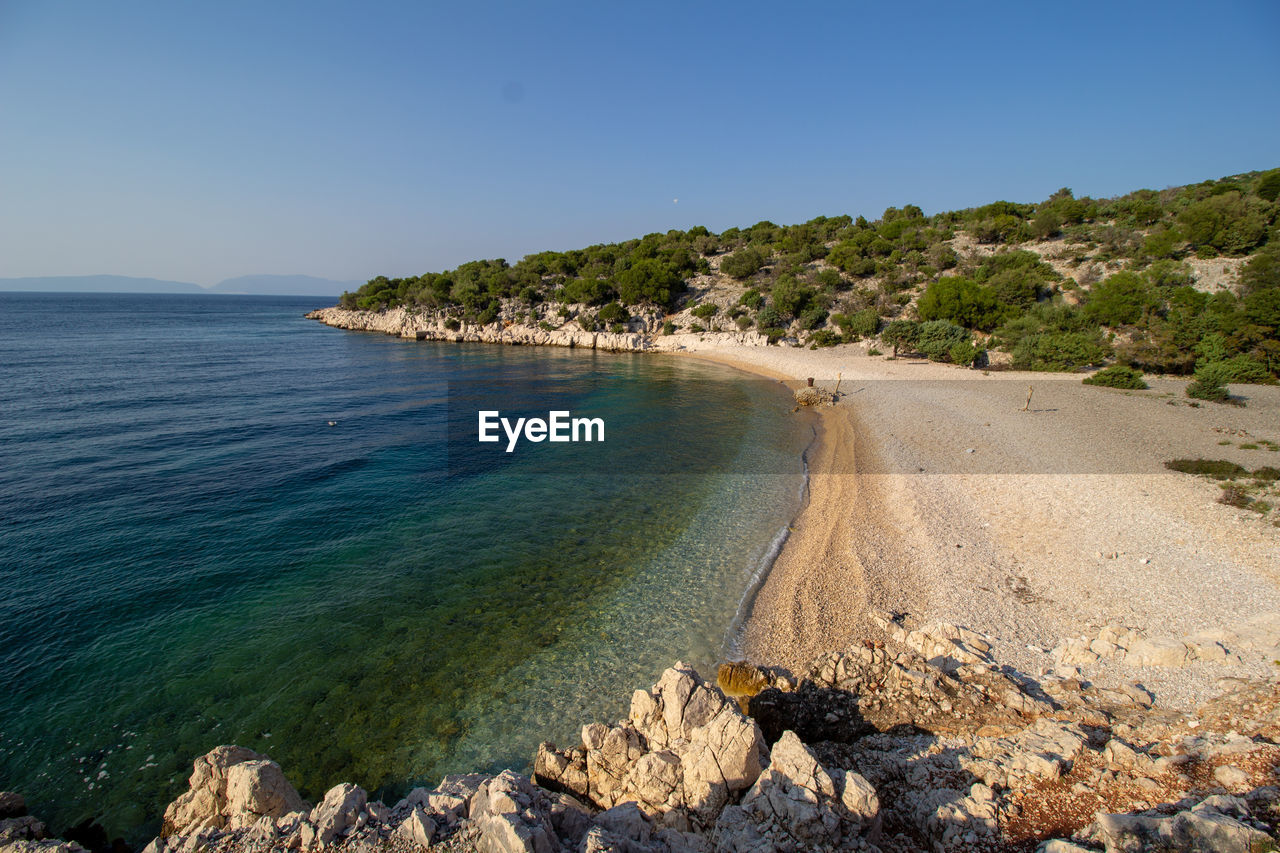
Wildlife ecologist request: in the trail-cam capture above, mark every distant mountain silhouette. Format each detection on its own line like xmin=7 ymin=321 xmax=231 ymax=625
xmin=0 ymin=274 xmax=360 ymax=296
xmin=0 ymin=275 xmax=205 ymax=294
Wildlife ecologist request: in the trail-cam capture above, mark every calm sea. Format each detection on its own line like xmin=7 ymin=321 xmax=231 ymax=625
xmin=0 ymin=293 xmax=809 ymax=840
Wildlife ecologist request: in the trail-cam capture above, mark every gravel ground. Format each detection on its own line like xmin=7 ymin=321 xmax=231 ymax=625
xmin=673 ymin=342 xmax=1280 ymax=710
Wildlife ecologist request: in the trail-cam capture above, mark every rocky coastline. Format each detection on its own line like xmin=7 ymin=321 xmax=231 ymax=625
xmin=5 ymin=612 xmax=1277 ymax=853
xmin=302 ymin=307 xmax=771 ymax=354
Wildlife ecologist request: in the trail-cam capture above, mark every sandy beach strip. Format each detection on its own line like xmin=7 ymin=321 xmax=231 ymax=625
xmin=672 ymin=341 xmax=1280 ymax=707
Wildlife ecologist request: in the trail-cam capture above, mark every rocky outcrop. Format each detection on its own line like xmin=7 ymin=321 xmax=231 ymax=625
xmin=0 ymin=796 xmax=84 ymax=853
xmin=713 ymin=732 xmax=880 ymax=852
xmin=304 ymin=306 xmax=773 ymax=354
xmin=535 ymin=662 xmax=768 ymax=830
xmin=15 ymin=619 xmax=1280 ymax=853
xmin=1087 ymin=795 xmax=1275 ymax=852
xmin=160 ymin=746 xmax=306 ymax=838
xmin=1047 ymin=614 xmax=1280 ymax=673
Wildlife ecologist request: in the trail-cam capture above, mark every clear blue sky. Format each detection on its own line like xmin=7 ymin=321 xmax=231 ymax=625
xmin=1 ymin=0 xmax=1277 ymax=285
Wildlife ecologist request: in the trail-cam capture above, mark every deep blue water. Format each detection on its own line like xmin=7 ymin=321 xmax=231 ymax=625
xmin=0 ymin=293 xmax=808 ymax=840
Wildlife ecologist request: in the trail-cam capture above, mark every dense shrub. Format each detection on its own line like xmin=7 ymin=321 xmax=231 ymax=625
xmin=1082 ymin=365 xmax=1148 ymax=389
xmin=879 ymin=319 xmax=919 ymax=356
xmin=1177 ymin=192 xmax=1270 ymax=255
xmin=691 ymin=303 xmax=719 ymax=320
xmin=720 ymin=248 xmax=766 ymax=279
xmin=1011 ymin=332 xmax=1108 ymax=371
xmin=561 ymin=278 xmax=614 ymax=306
xmin=1165 ymin=459 xmax=1248 ymax=479
xmin=1257 ymin=170 xmax=1280 ymax=202
xmin=1204 ymin=355 xmax=1273 ymax=384
xmin=598 ymin=301 xmax=629 ymax=324
xmin=1085 ymin=272 xmax=1160 ymax=326
xmin=1142 ymin=227 xmax=1181 ymax=260
xmin=915 ymin=321 xmax=971 ymax=362
xmin=832 ymin=308 xmax=879 ymax=340
xmin=739 ymin=288 xmax=765 ymax=310
xmin=770 ymin=276 xmax=816 ymax=319
xmin=1245 ymin=288 xmax=1280 ymax=329
xmin=916 ymin=277 xmax=1004 ymax=330
xmin=756 ymin=306 xmax=783 ymax=330
xmin=615 ymin=260 xmax=685 ymax=307
xmin=809 ymin=329 xmax=841 ymax=347
xmin=1145 ymin=260 xmax=1193 ymax=289
xmin=1186 ymin=362 xmax=1232 ymax=402
xmin=1241 ymin=245 xmax=1280 ymax=295
xmin=949 ymin=340 xmax=981 ymax=367
xmin=798 ymin=305 xmax=829 ymax=330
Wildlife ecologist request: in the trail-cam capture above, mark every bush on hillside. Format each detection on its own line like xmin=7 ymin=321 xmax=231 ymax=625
xmin=916 ymin=277 xmax=1004 ymax=330
xmin=720 ymin=248 xmax=766 ymax=279
xmin=1085 ymin=271 xmax=1160 ymax=327
xmin=809 ymin=329 xmax=841 ymax=348
xmin=615 ymin=260 xmax=685 ymax=307
xmin=798 ymin=305 xmax=829 ymax=331
xmin=879 ymin=319 xmax=920 ymax=356
xmin=949 ymin=340 xmax=982 ymax=367
xmin=561 ymin=278 xmax=615 ymax=306
xmin=915 ymin=320 xmax=971 ymax=362
xmin=1010 ymin=331 xmax=1109 ymax=371
xmin=598 ymin=301 xmax=629 ymax=324
xmin=832 ymin=308 xmax=879 ymax=341
xmin=1082 ymin=365 xmax=1148 ymax=389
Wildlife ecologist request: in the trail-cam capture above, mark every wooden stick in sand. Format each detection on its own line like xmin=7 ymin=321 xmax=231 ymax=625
xmin=1021 ymin=385 xmax=1034 ymax=412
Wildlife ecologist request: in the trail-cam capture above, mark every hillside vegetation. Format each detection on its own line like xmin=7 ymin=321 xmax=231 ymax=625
xmin=341 ymin=169 xmax=1280 ymax=378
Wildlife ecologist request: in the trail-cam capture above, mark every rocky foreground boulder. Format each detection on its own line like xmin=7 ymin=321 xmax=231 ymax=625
xmin=6 ymin=613 xmax=1279 ymax=853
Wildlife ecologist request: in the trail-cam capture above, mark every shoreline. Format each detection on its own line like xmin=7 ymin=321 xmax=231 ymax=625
xmin=308 ymin=306 xmax=1280 ymax=703
xmin=669 ymin=342 xmax=1280 ymax=711
xmin=670 ymin=348 xmax=871 ymax=673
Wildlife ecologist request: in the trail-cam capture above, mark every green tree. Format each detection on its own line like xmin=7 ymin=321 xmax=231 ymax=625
xmin=832 ymin=308 xmax=879 ymax=341
xmin=770 ymin=275 xmax=814 ymax=319
xmin=1186 ymin=362 xmax=1232 ymax=402
xmin=1011 ymin=332 xmax=1109 ymax=371
xmin=720 ymin=248 xmax=766 ymax=279
xmin=880 ymin=320 xmax=920 ymax=356
xmin=561 ymin=278 xmax=615 ymax=306
xmin=614 ymin=260 xmax=684 ymax=307
xmin=916 ymin=277 xmax=1004 ymax=330
xmin=598 ymin=301 xmax=629 ymax=323
xmin=915 ymin=320 xmax=970 ymax=362
xmin=1031 ymin=209 xmax=1063 ymax=239
xmin=1245 ymin=288 xmax=1280 ymax=329
xmin=1240 ymin=245 xmax=1280 ymax=295
xmin=1142 ymin=227 xmax=1181 ymax=260
xmin=1256 ymin=169 xmax=1280 ymax=202
xmin=1085 ymin=271 xmax=1160 ymax=326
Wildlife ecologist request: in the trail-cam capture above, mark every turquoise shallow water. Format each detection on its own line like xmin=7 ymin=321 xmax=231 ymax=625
xmin=0 ymin=293 xmax=809 ymax=841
